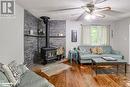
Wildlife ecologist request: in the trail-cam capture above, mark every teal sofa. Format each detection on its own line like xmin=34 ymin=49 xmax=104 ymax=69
xmin=78 ymin=45 xmax=123 ymax=64
xmin=0 ymin=63 xmax=54 ymax=87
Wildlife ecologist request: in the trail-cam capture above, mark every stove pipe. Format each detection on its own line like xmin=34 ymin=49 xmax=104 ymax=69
xmin=40 ymin=16 xmax=50 ymax=48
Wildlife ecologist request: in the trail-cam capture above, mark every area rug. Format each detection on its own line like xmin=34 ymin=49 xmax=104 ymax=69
xmin=41 ymin=63 xmax=71 ymax=77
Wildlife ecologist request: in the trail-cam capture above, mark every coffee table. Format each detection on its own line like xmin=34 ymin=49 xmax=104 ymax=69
xmin=32 ymin=63 xmax=71 ymax=80
xmin=91 ymin=58 xmax=127 ymax=75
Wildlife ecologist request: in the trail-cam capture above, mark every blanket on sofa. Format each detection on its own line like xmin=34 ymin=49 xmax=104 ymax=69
xmin=18 ymin=70 xmax=54 ymax=87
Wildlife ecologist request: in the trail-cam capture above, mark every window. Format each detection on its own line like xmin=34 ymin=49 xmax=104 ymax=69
xmin=81 ymin=25 xmax=110 ymax=45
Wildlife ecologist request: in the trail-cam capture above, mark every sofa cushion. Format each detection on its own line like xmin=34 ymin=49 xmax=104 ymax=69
xmin=8 ymin=60 xmax=20 ymax=83
xmin=97 ymin=47 xmax=103 ymax=54
xmin=80 ymin=54 xmax=102 ymax=59
xmin=2 ymin=64 xmax=17 ymax=86
xmin=90 ymin=47 xmax=103 ymax=54
xmin=17 ymin=64 xmax=29 ymax=76
xmin=78 ymin=45 xmax=112 ymax=54
xmin=0 ymin=71 xmax=12 ymax=87
xmin=102 ymin=46 xmax=112 ymax=54
xmin=80 ymin=54 xmax=122 ymax=60
xmin=90 ymin=47 xmax=97 ymax=54
xmin=0 ymin=63 xmax=4 ymax=72
xmin=79 ymin=47 xmax=91 ymax=54
xmin=18 ymin=70 xmax=54 ymax=87
xmin=101 ymin=54 xmax=122 ymax=59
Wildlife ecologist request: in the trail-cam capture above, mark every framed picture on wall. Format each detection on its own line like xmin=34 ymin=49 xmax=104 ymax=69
xmin=71 ymin=30 xmax=77 ymax=42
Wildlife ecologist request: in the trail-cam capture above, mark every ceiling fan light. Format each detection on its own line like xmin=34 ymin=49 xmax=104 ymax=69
xmin=95 ymin=7 xmax=111 ymax=12
xmin=84 ymin=14 xmax=96 ymax=20
xmin=91 ymin=15 xmax=96 ymax=19
xmin=95 ymin=14 xmax=105 ymax=18
xmin=95 ymin=0 xmax=109 ymax=4
xmin=84 ymin=14 xmax=91 ymax=20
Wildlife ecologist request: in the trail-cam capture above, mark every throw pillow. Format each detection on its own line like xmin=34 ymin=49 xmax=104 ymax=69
xmin=57 ymin=47 xmax=64 ymax=55
xmin=2 ymin=64 xmax=17 ymax=86
xmin=97 ymin=47 xmax=103 ymax=55
xmin=17 ymin=64 xmax=29 ymax=76
xmin=0 ymin=63 xmax=4 ymax=72
xmin=8 ymin=61 xmax=20 ymax=85
xmin=90 ymin=47 xmax=98 ymax=54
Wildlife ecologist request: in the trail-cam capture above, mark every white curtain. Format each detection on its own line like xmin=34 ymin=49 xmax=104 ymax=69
xmin=81 ymin=25 xmax=110 ymax=45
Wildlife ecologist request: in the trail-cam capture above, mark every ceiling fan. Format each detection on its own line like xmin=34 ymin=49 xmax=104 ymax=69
xmin=47 ymin=0 xmax=111 ymax=20
xmin=81 ymin=3 xmax=111 ymax=20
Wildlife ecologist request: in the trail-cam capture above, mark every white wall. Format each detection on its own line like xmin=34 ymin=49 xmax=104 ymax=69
xmin=66 ymin=21 xmax=82 ymax=57
xmin=110 ymin=17 xmax=130 ymax=64
xmin=0 ymin=4 xmax=24 ymax=64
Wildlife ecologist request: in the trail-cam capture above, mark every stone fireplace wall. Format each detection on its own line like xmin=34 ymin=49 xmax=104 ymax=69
xmin=24 ymin=10 xmax=39 ymax=67
xmin=24 ymin=10 xmax=46 ymax=67
xmin=24 ymin=10 xmax=66 ymax=67
xmin=49 ymin=20 xmax=66 ymax=48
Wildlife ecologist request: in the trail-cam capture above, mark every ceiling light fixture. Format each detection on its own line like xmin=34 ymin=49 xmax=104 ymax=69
xmin=84 ymin=14 xmax=96 ymax=20
xmin=91 ymin=15 xmax=96 ymax=19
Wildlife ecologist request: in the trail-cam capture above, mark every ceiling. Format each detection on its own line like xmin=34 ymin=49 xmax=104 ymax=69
xmin=16 ymin=0 xmax=130 ymax=22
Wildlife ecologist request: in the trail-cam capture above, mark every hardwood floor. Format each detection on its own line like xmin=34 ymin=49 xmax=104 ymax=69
xmin=32 ymin=62 xmax=130 ymax=87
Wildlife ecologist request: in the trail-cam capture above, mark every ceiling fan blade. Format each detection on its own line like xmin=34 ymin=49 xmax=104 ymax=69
xmin=81 ymin=0 xmax=92 ymax=3
xmin=92 ymin=0 xmax=97 ymax=4
xmin=95 ymin=0 xmax=109 ymax=4
xmin=109 ymin=10 xmax=123 ymax=14
xmin=94 ymin=13 xmax=105 ymax=18
xmin=100 ymin=10 xmax=123 ymax=16
xmin=47 ymin=7 xmax=82 ymax=12
xmin=95 ymin=7 xmax=111 ymax=12
xmin=76 ymin=12 xmax=86 ymax=21
xmin=89 ymin=0 xmax=94 ymax=4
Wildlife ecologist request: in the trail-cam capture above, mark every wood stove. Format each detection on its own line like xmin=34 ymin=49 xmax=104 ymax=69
xmin=40 ymin=16 xmax=57 ymax=64
xmin=41 ymin=47 xmax=57 ymax=64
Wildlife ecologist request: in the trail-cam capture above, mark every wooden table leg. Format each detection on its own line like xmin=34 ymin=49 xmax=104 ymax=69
xmin=91 ymin=60 xmax=94 ymax=76
xmin=95 ymin=64 xmax=97 ymax=75
xmin=68 ymin=51 xmax=73 ymax=64
xmin=125 ymin=63 xmax=127 ymax=76
xmin=91 ymin=60 xmax=93 ymax=69
xmin=117 ymin=64 xmax=119 ymax=75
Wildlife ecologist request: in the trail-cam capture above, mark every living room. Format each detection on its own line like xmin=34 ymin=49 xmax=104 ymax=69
xmin=0 ymin=0 xmax=130 ymax=87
